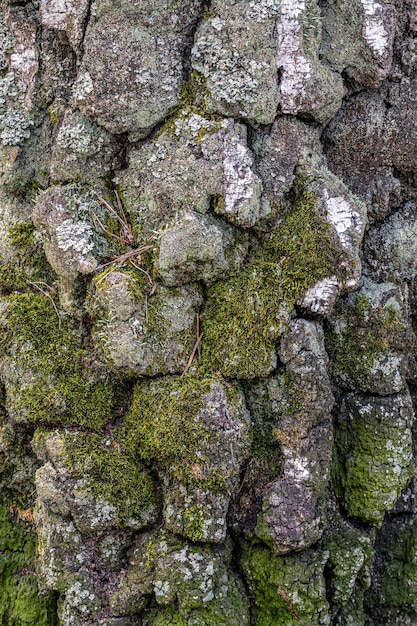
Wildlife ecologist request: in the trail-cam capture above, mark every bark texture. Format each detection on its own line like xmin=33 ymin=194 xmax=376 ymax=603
xmin=0 ymin=1 xmax=417 ymax=625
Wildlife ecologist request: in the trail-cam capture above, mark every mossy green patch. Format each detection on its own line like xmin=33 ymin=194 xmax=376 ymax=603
xmin=369 ymin=521 xmax=417 ymax=613
xmin=326 ymin=292 xmax=408 ymax=392
xmin=155 ymin=71 xmax=223 ymax=142
xmin=122 ymin=374 xmax=227 ymax=487
xmin=332 ymin=394 xmax=414 ymax=526
xmin=0 ymin=499 xmax=57 ymax=625
xmin=62 ymin=432 xmax=158 ymax=527
xmin=183 ymin=504 xmax=206 ymax=543
xmin=323 ymin=524 xmax=374 ymax=610
xmin=0 ymin=222 xmax=55 ymax=295
xmin=240 ymin=543 xmax=330 ymax=626
xmin=0 ymin=292 xmax=123 ymax=429
xmin=202 ymin=183 xmax=344 ymax=378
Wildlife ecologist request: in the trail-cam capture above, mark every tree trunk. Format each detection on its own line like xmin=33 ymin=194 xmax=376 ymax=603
xmin=0 ymin=1 xmax=416 ymax=624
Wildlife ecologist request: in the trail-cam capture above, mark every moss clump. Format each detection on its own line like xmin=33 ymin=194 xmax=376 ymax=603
xmin=0 ymin=500 xmax=57 ymax=625
xmin=332 ymin=394 xmax=414 ymax=526
xmin=323 ymin=525 xmax=374 ymax=610
xmin=0 ymin=222 xmax=55 ymax=295
xmin=202 ymin=184 xmax=343 ymax=378
xmin=183 ymin=504 xmax=206 ymax=543
xmin=240 ymin=543 xmax=330 ymax=626
xmin=326 ymin=292 xmax=408 ymax=392
xmin=63 ymin=433 xmax=157 ymax=526
xmin=122 ymin=374 xmax=222 ymax=485
xmin=0 ymin=293 xmax=122 ymax=429
xmin=155 ymin=71 xmax=223 ymax=142
xmin=368 ymin=521 xmax=417 ymax=614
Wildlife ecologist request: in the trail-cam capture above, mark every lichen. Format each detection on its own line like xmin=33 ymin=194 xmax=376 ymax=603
xmin=332 ymin=393 xmax=414 ymax=526
xmin=202 ymin=183 xmax=344 ymax=378
xmin=240 ymin=542 xmax=330 ymax=626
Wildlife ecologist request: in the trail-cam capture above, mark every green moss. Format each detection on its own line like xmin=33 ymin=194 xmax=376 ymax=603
xmin=371 ymin=522 xmax=417 ymax=612
xmin=323 ymin=524 xmax=373 ymax=609
xmin=62 ymin=432 xmax=158 ymax=526
xmin=155 ymin=71 xmax=222 ymax=142
xmin=202 ymin=183 xmax=344 ymax=378
xmin=0 ymin=499 xmax=57 ymax=625
xmin=122 ymin=374 xmax=228 ymax=487
xmin=332 ymin=395 xmax=413 ymax=526
xmin=326 ymin=293 xmax=407 ymax=391
xmin=0 ymin=222 xmax=55 ymax=295
xmin=0 ymin=293 xmax=123 ymax=429
xmin=48 ymin=106 xmax=60 ymax=127
xmin=240 ymin=543 xmax=330 ymax=626
xmin=183 ymin=504 xmax=206 ymax=543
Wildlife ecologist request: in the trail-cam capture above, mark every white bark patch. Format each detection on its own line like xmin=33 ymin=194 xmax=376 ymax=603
xmin=282 ymin=454 xmax=311 ymax=482
xmin=223 ymin=131 xmax=254 ymax=215
xmin=324 ymin=193 xmax=362 ymax=251
xmin=7 ymin=20 xmax=38 ymax=105
xmin=360 ymin=0 xmax=390 ymax=57
xmin=40 ymin=0 xmax=89 ymax=48
xmin=40 ymin=0 xmax=78 ymax=29
xmin=10 ymin=47 xmax=37 ymax=85
xmin=276 ymin=0 xmax=312 ymax=114
xmin=299 ymin=276 xmax=340 ymax=316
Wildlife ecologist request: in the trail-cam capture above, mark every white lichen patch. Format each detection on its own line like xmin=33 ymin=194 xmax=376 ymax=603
xmin=282 ymin=454 xmax=311 ymax=482
xmin=276 ymin=0 xmax=312 ymax=114
xmin=191 ymin=1 xmax=279 ymax=124
xmin=56 ymin=218 xmax=95 ymax=255
xmin=10 ymin=46 xmax=38 ymax=88
xmin=0 ymin=16 xmax=37 ymax=145
xmin=73 ymin=71 xmax=94 ymax=102
xmin=7 ymin=18 xmax=38 ymax=97
xmin=248 ymin=0 xmax=280 ymax=22
xmin=360 ymin=0 xmax=390 ymax=57
xmin=40 ymin=0 xmax=78 ymax=28
xmin=172 ymin=109 xmax=226 ymax=143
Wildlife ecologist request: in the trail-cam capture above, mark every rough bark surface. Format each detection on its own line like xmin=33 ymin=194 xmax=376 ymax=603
xmin=0 ymin=1 xmax=417 ymax=625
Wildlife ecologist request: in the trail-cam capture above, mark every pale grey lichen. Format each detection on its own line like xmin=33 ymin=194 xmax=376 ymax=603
xmin=55 ymin=219 xmax=95 ymax=255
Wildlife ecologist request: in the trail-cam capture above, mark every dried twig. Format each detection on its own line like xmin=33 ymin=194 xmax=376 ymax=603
xmin=196 ymin=313 xmax=201 ymax=361
xmin=91 ymin=210 xmax=122 ymax=244
xmin=27 ymin=280 xmax=61 ymax=328
xmin=94 ymin=192 xmax=134 ymax=246
xmin=181 ymin=331 xmax=203 ymax=377
xmin=94 ymin=245 xmax=155 ymax=272
xmin=277 ymin=586 xmax=311 ymax=626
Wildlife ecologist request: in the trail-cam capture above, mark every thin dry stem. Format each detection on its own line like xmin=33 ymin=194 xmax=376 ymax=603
xmin=27 ymin=280 xmax=61 ymax=328
xmin=181 ymin=331 xmax=203 ymax=377
xmin=277 ymin=586 xmax=311 ymax=626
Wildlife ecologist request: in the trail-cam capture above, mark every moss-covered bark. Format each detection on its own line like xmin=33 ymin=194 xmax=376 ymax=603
xmin=1 ymin=1 xmax=417 ymax=625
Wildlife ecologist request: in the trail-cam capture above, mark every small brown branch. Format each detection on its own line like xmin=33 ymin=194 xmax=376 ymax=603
xmin=277 ymin=587 xmax=311 ymax=626
xmin=94 ymin=244 xmax=155 ymax=272
xmin=115 ymin=190 xmax=128 ymax=225
xmin=181 ymin=331 xmax=203 ymax=377
xmin=27 ymin=280 xmax=61 ymax=328
xmin=129 ymin=260 xmax=154 ymax=287
xmin=96 ymin=193 xmax=127 ymax=229
xmin=196 ymin=313 xmax=201 ymax=361
xmin=91 ymin=210 xmax=123 ymax=244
